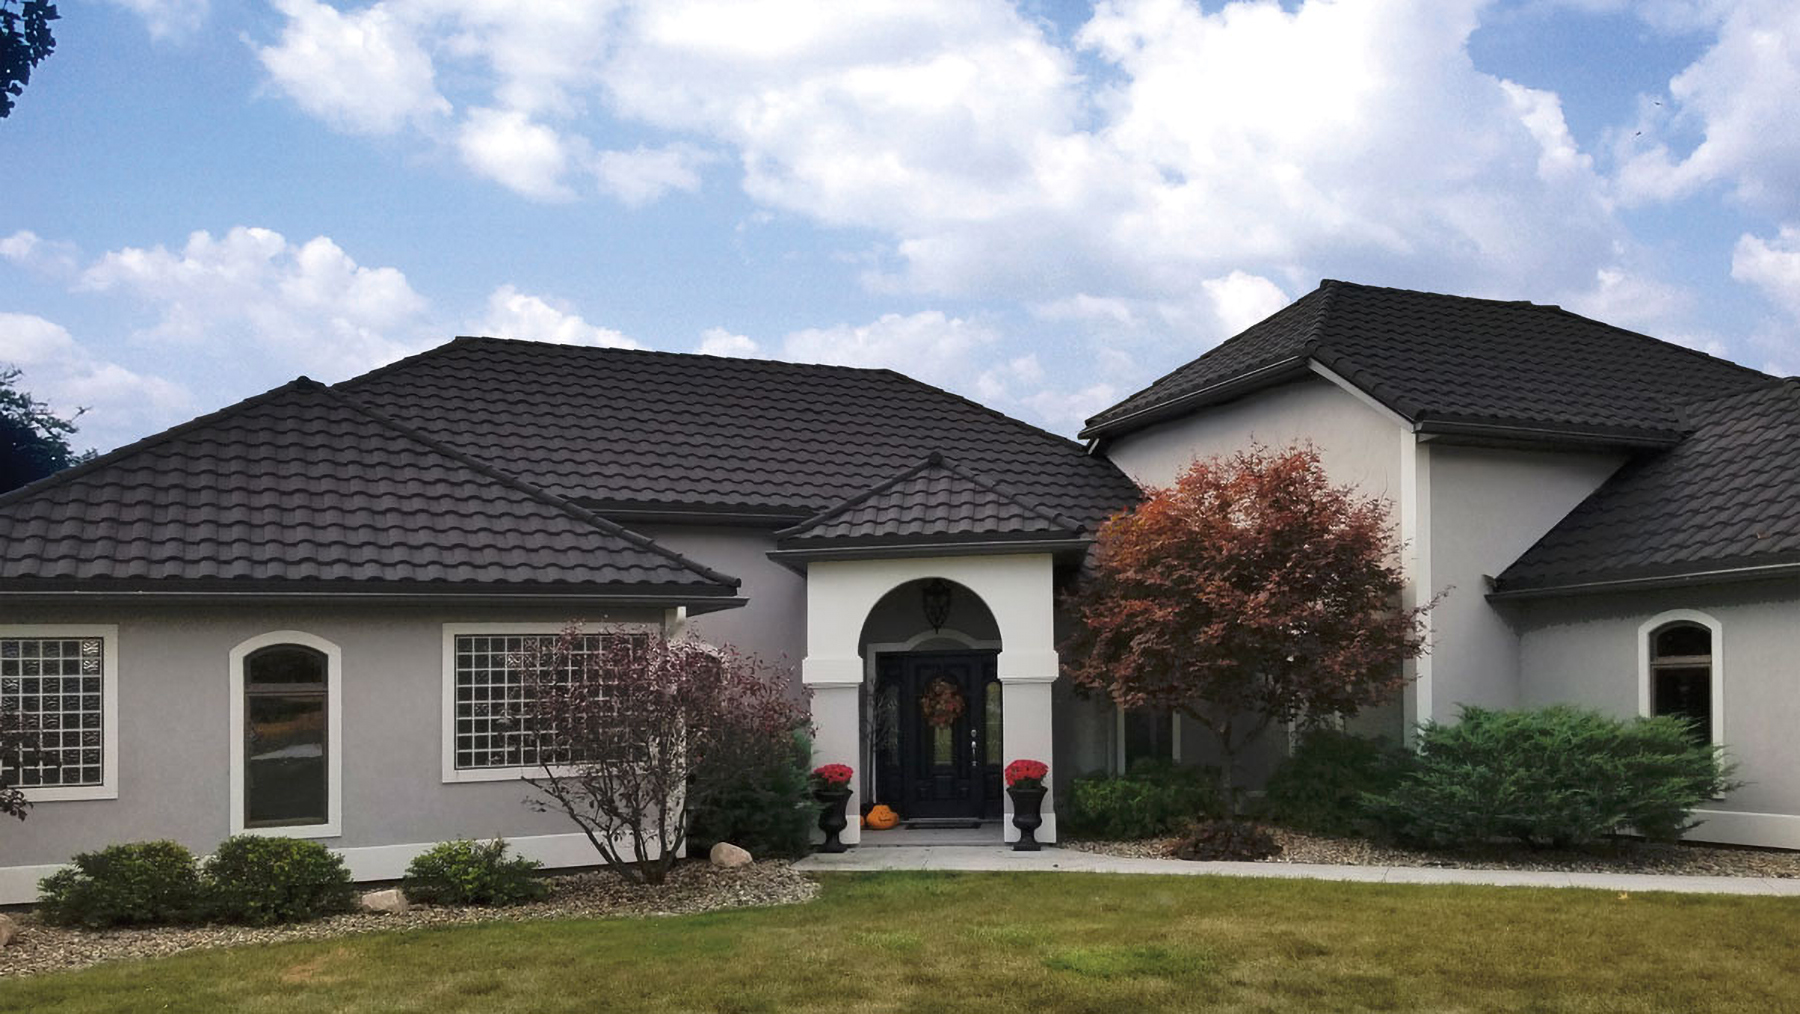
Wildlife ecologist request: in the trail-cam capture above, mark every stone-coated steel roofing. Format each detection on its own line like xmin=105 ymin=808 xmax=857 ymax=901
xmin=774 ymin=453 xmax=1087 ymax=548
xmin=1494 ymin=378 xmax=1800 ymax=595
xmin=0 ymin=378 xmax=740 ymax=596
xmin=1083 ymin=280 xmax=1772 ymax=443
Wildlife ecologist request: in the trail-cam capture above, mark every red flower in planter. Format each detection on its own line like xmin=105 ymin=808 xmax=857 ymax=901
xmin=812 ymin=763 xmax=854 ymax=788
xmin=1004 ymin=759 xmax=1048 ymax=788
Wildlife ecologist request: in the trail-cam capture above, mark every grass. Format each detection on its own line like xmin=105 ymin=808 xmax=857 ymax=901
xmin=3 ymin=872 xmax=1797 ymax=1013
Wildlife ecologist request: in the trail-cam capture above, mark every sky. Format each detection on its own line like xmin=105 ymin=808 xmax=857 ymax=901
xmin=3 ymin=0 xmax=1799 ymax=454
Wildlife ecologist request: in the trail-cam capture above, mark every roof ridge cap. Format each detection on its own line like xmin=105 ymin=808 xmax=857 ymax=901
xmin=0 ymin=377 xmax=321 ymax=512
xmin=772 ymin=455 xmax=942 ymax=538
xmin=311 ymin=386 xmax=742 ymax=590
xmin=932 ymin=454 xmax=1086 ymax=533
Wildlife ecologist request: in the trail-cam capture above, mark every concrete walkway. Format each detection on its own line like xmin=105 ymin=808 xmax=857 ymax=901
xmin=793 ymin=845 xmax=1800 ymax=897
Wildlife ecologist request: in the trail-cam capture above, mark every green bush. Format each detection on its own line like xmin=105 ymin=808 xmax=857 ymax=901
xmin=402 ymin=838 xmax=547 ymax=906
xmin=37 ymin=841 xmax=204 ymax=928
xmin=203 ymin=835 xmax=356 ymax=925
xmin=1066 ymin=759 xmax=1220 ymax=840
xmin=1366 ymin=706 xmax=1737 ymax=849
xmin=1261 ymin=728 xmax=1414 ymax=836
xmin=688 ymin=730 xmax=814 ymax=859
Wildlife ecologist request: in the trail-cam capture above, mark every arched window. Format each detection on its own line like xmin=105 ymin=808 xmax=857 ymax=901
xmin=230 ymin=632 xmax=341 ymax=837
xmin=1648 ymin=621 xmax=1714 ymax=745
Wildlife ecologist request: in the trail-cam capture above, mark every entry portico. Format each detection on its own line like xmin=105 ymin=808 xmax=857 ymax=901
xmin=768 ymin=453 xmax=1090 ymax=846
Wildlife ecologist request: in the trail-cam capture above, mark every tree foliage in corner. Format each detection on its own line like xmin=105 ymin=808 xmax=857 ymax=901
xmin=0 ymin=0 xmax=58 ymax=119
xmin=2 ymin=365 xmax=86 ymax=492
xmin=1062 ymin=445 xmax=1433 ymax=810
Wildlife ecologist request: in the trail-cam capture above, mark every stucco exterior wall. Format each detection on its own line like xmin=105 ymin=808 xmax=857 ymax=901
xmin=1 ymin=601 xmax=664 ymax=895
xmin=1424 ymin=444 xmax=1625 ymax=716
xmin=633 ymin=524 xmax=807 ymax=686
xmin=1509 ymin=580 xmax=1800 ymax=846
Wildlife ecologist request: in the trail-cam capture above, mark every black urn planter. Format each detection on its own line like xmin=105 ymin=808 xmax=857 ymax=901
xmin=814 ymin=786 xmax=852 ymax=853
xmin=1008 ymin=784 xmax=1047 ymax=851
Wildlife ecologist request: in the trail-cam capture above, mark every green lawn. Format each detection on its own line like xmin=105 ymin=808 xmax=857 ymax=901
xmin=3 ymin=872 xmax=1796 ymax=1013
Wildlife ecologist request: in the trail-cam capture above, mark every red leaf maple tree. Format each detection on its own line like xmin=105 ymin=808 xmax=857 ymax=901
xmin=1062 ymin=445 xmax=1432 ymax=810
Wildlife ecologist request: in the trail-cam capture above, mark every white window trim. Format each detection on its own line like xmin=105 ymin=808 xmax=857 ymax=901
xmin=0 ymin=624 xmax=119 ymax=802
xmin=1637 ymin=609 xmax=1725 ymax=748
xmin=229 ymin=631 xmax=343 ymax=839
xmin=441 ymin=622 xmax=660 ymax=784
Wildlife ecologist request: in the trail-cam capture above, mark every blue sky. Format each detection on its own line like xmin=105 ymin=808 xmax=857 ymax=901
xmin=3 ymin=0 xmax=1798 ymax=453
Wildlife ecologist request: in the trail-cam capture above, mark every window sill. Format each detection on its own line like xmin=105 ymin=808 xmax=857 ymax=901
xmin=443 ymin=765 xmax=567 ymax=784
xmin=18 ymin=784 xmax=117 ymax=803
xmin=235 ymin=823 xmax=341 ymax=840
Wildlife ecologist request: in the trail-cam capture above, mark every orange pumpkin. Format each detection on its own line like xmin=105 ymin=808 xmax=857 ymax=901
xmin=864 ymin=804 xmax=900 ymax=830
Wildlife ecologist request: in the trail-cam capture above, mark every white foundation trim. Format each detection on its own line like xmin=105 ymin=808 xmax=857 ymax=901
xmin=1636 ymin=610 xmax=1725 ymax=748
xmin=229 ymin=631 xmax=343 ymax=839
xmin=0 ymin=624 xmax=119 ymax=803
xmin=0 ymin=831 xmax=678 ymax=904
xmin=1686 ymin=809 xmax=1800 ymax=850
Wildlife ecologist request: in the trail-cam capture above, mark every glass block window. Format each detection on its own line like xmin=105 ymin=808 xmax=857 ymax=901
xmin=1 ymin=637 xmax=105 ymax=788
xmin=452 ymin=633 xmax=635 ymax=770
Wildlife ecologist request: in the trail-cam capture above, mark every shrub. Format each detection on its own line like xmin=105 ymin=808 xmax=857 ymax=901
xmin=1365 ymin=706 xmax=1738 ymax=849
xmin=203 ymin=835 xmax=356 ymax=924
xmin=37 ymin=841 xmax=204 ymax=927
xmin=1261 ymin=728 xmax=1414 ymax=836
xmin=689 ymin=730 xmax=815 ymax=860
xmin=1066 ymin=759 xmax=1219 ymax=840
xmin=401 ymin=838 xmax=547 ymax=906
xmin=1171 ymin=819 xmax=1281 ymax=862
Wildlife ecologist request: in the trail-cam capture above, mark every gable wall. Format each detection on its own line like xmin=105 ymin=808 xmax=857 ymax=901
xmin=630 ymin=524 xmax=808 ymax=688
xmin=1423 ymin=444 xmax=1626 ymax=716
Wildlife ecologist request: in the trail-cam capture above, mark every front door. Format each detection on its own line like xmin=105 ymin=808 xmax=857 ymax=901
xmin=873 ymin=652 xmax=1002 ymax=820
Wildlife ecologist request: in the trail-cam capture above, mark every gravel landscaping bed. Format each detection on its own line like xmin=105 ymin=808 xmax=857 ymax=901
xmin=1065 ymin=829 xmax=1800 ymax=878
xmin=0 ymin=860 xmax=818 ymax=980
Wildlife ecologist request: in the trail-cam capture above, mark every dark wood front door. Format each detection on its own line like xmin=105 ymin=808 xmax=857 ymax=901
xmin=873 ymin=652 xmax=1002 ymax=820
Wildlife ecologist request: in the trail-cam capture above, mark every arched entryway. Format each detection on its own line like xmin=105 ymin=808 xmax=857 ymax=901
xmin=860 ymin=580 xmax=1003 ymax=823
xmin=799 ymin=553 xmax=1060 ymax=846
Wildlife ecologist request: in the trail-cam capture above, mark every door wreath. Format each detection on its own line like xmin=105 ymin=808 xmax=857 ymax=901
xmin=920 ymin=678 xmax=966 ymax=728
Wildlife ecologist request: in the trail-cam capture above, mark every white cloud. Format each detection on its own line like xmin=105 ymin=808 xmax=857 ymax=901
xmin=696 ymin=326 xmax=762 ymax=357
xmin=780 ymin=310 xmax=999 ymax=388
xmin=0 ymin=230 xmax=79 ymax=278
xmin=457 ymin=107 xmax=576 ymax=200
xmin=592 ymin=144 xmax=713 ymax=206
xmin=0 ymin=312 xmax=193 ymax=453
xmin=77 ymin=226 xmax=432 ymax=376
xmin=475 ymin=285 xmax=639 ymax=348
xmin=104 ymin=0 xmax=209 ymax=40
xmin=1561 ymin=267 xmax=1696 ymax=335
xmin=1613 ymin=0 xmax=1800 ymax=213
xmin=257 ymin=0 xmax=450 ymax=135
xmin=1731 ymin=226 xmax=1800 ymax=319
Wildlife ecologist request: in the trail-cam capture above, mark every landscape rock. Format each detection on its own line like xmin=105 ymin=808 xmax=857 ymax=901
xmin=0 ymin=914 xmax=16 ymax=948
xmin=359 ymin=888 xmax=410 ymax=914
xmin=709 ymin=842 xmax=753 ymax=868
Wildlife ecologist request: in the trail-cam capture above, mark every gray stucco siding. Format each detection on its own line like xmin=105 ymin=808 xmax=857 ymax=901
xmin=3 ymin=601 xmax=665 ymax=874
xmin=1510 ymin=580 xmax=1800 ymax=842
xmin=1423 ymin=444 xmax=1625 ymax=715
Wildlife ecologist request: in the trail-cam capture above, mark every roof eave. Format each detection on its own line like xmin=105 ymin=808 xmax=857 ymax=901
xmin=1487 ymin=560 xmax=1800 ymax=601
xmin=1079 ymin=356 xmax=1314 ymax=440
xmin=1415 ymin=418 xmax=1683 ymax=450
xmin=766 ymin=536 xmax=1094 ymax=572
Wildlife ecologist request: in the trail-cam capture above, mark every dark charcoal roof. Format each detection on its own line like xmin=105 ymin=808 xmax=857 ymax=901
xmin=1082 ymin=280 xmax=1771 ymax=443
xmin=0 ymin=379 xmax=740 ymax=596
xmin=1494 ymin=378 xmax=1800 ymax=595
xmin=775 ymin=453 xmax=1086 ymax=548
xmin=340 ymin=337 xmax=1140 ymax=526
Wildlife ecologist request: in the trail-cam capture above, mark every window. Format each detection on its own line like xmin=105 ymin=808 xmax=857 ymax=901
xmin=230 ymin=632 xmax=341 ymax=838
xmin=0 ymin=626 xmax=117 ymax=802
xmin=441 ymin=625 xmax=649 ymax=782
xmin=1648 ymin=621 xmax=1714 ymax=744
xmin=1116 ymin=705 xmax=1180 ymax=772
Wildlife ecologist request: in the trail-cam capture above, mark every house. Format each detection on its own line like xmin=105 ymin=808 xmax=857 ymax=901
xmin=0 ymin=280 xmax=1794 ymax=900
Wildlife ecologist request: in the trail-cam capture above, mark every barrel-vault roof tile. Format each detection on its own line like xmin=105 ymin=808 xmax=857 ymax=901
xmin=338 ymin=337 xmax=1141 ymax=527
xmin=0 ymin=378 xmax=739 ymax=595
xmin=775 ymin=453 xmax=1087 ymax=548
xmin=1494 ymin=378 xmax=1800 ymax=594
xmin=1083 ymin=280 xmax=1772 ymax=442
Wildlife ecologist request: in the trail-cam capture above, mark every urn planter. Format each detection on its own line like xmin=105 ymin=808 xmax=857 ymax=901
xmin=814 ymin=786 xmax=852 ymax=853
xmin=1007 ymin=784 xmax=1047 ymax=851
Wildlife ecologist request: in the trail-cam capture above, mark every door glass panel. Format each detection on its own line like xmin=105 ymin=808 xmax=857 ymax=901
xmin=984 ymin=682 xmax=1002 ymax=765
xmin=246 ymin=693 xmax=327 ymax=826
xmin=931 ymin=722 xmax=953 ymax=766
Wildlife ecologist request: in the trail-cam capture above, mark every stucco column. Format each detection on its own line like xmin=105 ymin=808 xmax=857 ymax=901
xmin=803 ymin=657 xmax=862 ymax=846
xmin=999 ymin=652 xmax=1059 ymax=843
